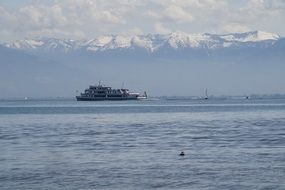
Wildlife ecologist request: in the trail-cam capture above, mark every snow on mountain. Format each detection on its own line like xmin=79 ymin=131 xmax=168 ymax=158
xmin=3 ymin=31 xmax=281 ymax=53
xmin=83 ymin=36 xmax=113 ymax=51
xmin=5 ymin=39 xmax=44 ymax=49
xmin=131 ymin=36 xmax=153 ymax=51
xmin=5 ymin=38 xmax=78 ymax=53
xmin=219 ymin=31 xmax=280 ymax=42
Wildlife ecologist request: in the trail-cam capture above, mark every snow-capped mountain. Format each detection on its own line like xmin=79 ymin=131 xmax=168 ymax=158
xmin=1 ymin=31 xmax=285 ymax=98
xmin=5 ymin=37 xmax=79 ymax=53
xmin=4 ymin=31 xmax=281 ymax=53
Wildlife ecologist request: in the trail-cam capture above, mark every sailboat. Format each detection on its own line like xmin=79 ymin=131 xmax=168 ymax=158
xmin=204 ymin=89 xmax=209 ymax=100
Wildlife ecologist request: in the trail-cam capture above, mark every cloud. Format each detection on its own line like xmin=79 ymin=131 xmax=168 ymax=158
xmin=0 ymin=0 xmax=145 ymax=41
xmin=183 ymin=0 xmax=285 ymax=34
xmin=145 ymin=2 xmax=194 ymax=23
xmin=0 ymin=6 xmax=18 ymax=29
xmin=18 ymin=4 xmax=67 ymax=29
xmin=222 ymin=23 xmax=251 ymax=34
xmin=27 ymin=28 xmax=86 ymax=39
xmin=125 ymin=27 xmax=143 ymax=35
xmin=152 ymin=0 xmax=227 ymax=10
xmin=162 ymin=5 xmax=194 ymax=23
xmin=154 ymin=23 xmax=171 ymax=34
xmin=0 ymin=0 xmax=285 ymax=41
xmin=61 ymin=0 xmax=124 ymax=25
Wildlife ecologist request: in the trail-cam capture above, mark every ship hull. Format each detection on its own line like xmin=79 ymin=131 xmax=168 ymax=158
xmin=76 ymin=96 xmax=139 ymax=101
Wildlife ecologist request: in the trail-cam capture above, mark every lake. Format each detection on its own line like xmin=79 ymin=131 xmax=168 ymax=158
xmin=0 ymin=98 xmax=285 ymax=189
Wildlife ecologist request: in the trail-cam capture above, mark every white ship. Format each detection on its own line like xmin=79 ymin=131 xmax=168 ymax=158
xmin=76 ymin=83 xmax=147 ymax=101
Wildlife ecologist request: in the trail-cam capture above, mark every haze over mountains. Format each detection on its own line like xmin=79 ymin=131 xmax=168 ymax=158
xmin=1 ymin=31 xmax=285 ymax=98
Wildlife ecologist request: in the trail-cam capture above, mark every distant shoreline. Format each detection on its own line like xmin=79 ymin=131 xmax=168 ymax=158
xmin=1 ymin=94 xmax=285 ymax=101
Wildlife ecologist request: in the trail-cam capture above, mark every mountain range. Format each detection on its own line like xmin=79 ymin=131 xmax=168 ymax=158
xmin=1 ymin=31 xmax=285 ymax=98
xmin=3 ymin=30 xmax=281 ymax=51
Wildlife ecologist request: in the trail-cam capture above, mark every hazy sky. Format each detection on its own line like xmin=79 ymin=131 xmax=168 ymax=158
xmin=0 ymin=0 xmax=285 ymax=42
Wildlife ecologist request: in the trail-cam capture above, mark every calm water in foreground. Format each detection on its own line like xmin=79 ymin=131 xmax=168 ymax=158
xmin=0 ymin=98 xmax=285 ymax=190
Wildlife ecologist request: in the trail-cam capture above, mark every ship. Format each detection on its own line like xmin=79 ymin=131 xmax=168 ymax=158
xmin=76 ymin=83 xmax=147 ymax=101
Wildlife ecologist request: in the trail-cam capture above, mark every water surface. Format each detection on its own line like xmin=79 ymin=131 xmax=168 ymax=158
xmin=0 ymin=98 xmax=285 ymax=189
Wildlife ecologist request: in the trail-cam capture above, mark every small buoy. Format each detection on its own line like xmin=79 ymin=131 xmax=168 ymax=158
xmin=179 ymin=151 xmax=185 ymax=156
